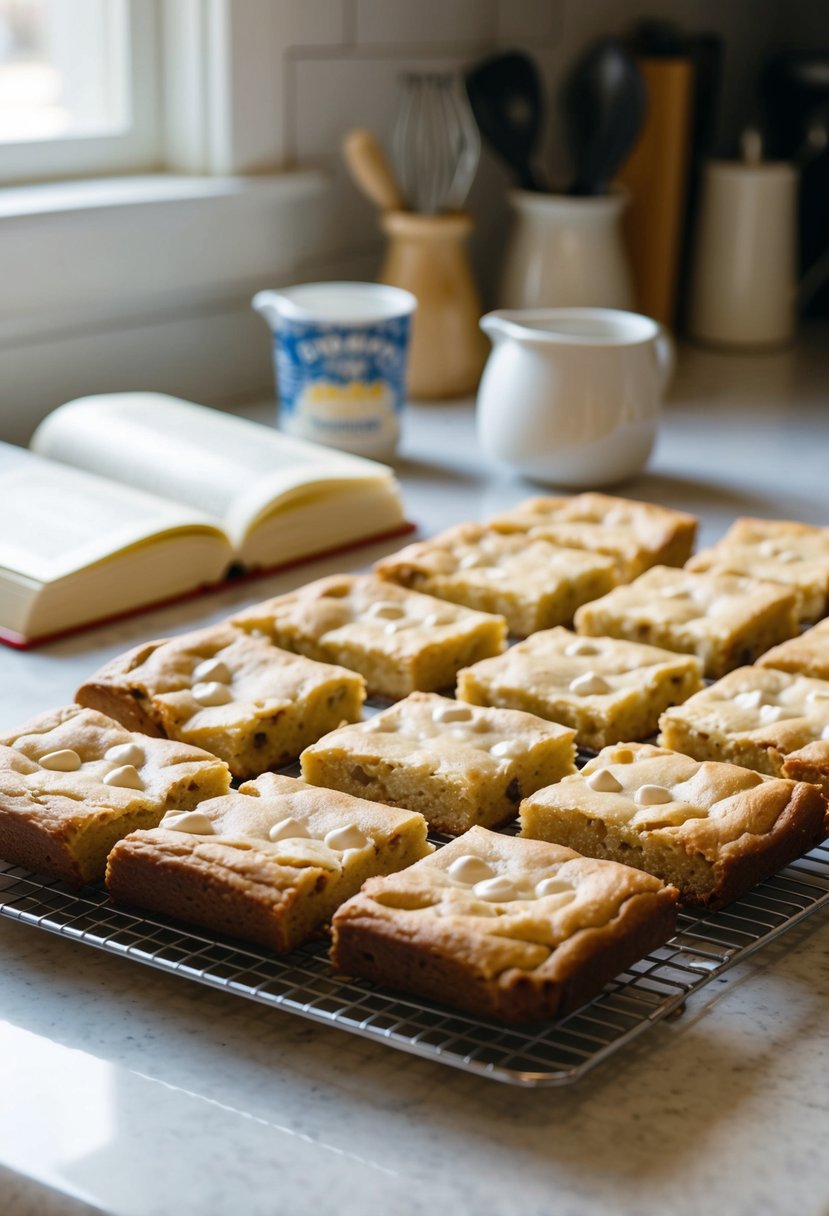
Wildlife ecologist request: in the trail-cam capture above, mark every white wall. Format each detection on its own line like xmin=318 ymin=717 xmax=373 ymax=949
xmin=0 ymin=0 xmax=798 ymax=442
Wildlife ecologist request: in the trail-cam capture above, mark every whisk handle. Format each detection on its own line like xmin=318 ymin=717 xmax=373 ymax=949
xmin=342 ymin=128 xmax=408 ymax=212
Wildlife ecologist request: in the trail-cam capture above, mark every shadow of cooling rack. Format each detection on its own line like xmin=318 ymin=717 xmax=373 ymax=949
xmin=1 ymin=840 xmax=827 ymax=1088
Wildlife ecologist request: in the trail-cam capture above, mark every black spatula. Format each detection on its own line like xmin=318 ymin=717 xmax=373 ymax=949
xmin=563 ymin=38 xmax=647 ymax=196
xmin=465 ymin=51 xmax=549 ymax=192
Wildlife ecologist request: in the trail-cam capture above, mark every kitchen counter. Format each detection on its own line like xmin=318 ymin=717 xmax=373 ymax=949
xmin=2 ymin=336 xmax=829 ymax=1216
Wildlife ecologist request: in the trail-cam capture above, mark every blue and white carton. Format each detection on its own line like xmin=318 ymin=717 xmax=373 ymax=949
xmin=253 ymin=282 xmax=416 ymax=458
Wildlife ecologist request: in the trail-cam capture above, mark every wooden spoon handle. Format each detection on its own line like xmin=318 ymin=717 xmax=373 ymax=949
xmin=342 ymin=128 xmax=407 ymax=211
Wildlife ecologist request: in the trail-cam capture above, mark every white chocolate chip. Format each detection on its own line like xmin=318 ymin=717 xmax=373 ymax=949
xmin=422 ymin=611 xmax=451 ymax=628
xmin=268 ymin=817 xmax=310 ymax=842
xmin=103 ymin=764 xmax=144 ymax=790
xmin=365 ymin=601 xmax=406 ymax=620
xmin=192 ymin=681 xmax=233 ymax=707
xmin=432 ymin=703 xmax=473 ymax=724
xmin=459 ymin=553 xmax=482 ymax=569
xmin=481 ymin=567 xmax=506 ymax=580
xmin=447 ymin=855 xmax=494 ymax=885
xmin=662 ymin=585 xmax=691 ymax=599
xmin=759 ymin=704 xmax=784 ymax=723
xmin=634 ymin=784 xmax=673 ymax=806
xmin=39 ymin=749 xmax=81 ymax=772
xmin=192 ymin=657 xmax=232 ymax=684
xmin=774 ymin=549 xmax=799 ymax=564
xmin=535 ymin=877 xmax=572 ymax=898
xmin=324 ymin=823 xmax=368 ymax=852
xmin=758 ymin=541 xmax=778 ymax=558
xmin=366 ymin=717 xmax=397 ymax=732
xmin=104 ymin=742 xmax=145 ymax=767
xmin=735 ymin=689 xmax=765 ymax=710
xmin=473 ymin=875 xmax=520 ymax=902
xmin=565 ymin=639 xmax=600 ymax=657
xmin=587 ymin=767 xmax=623 ymax=793
xmin=489 ymin=739 xmax=524 ymax=758
xmin=162 ymin=810 xmax=215 ymax=834
xmin=384 ymin=620 xmax=412 ymax=635
xmin=569 ymin=671 xmax=611 ymax=696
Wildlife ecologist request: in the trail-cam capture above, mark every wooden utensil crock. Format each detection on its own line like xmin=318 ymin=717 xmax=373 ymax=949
xmin=379 ymin=210 xmax=487 ymax=400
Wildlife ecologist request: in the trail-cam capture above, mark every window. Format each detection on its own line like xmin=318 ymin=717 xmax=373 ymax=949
xmin=0 ymin=0 xmax=159 ymax=183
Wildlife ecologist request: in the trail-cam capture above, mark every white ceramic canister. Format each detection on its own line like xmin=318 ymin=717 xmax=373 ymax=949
xmin=498 ymin=189 xmax=635 ymax=310
xmin=476 ymin=307 xmax=674 ymax=487
xmin=252 ymin=282 xmax=416 ymax=457
xmin=688 ymin=159 xmax=798 ymax=348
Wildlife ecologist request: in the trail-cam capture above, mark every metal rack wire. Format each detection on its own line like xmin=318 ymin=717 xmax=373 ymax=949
xmin=2 ymin=839 xmax=827 ymax=1087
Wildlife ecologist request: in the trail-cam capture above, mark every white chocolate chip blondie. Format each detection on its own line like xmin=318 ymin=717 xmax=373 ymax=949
xmin=231 ymin=575 xmax=507 ymax=700
xmin=488 ymin=493 xmax=698 ymax=581
xmin=520 ymin=742 xmax=828 ymax=908
xmin=574 ymin=566 xmax=798 ymax=679
xmin=374 ymin=523 xmax=617 ymax=637
xmin=686 ymin=517 xmax=829 ymax=623
xmin=0 ymin=705 xmax=231 ymax=885
xmin=658 ymin=665 xmax=829 ymax=790
xmin=330 ymin=825 xmax=678 ymax=1023
xmin=301 ymin=692 xmax=576 ymax=835
xmin=457 ymin=627 xmax=702 ymax=750
xmin=76 ymin=624 xmax=365 ymax=780
xmin=758 ymin=618 xmax=829 ymax=682
xmin=105 ymin=773 xmax=432 ymax=952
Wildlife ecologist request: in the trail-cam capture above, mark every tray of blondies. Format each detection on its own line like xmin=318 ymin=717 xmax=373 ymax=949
xmin=1 ymin=494 xmax=828 ymax=1087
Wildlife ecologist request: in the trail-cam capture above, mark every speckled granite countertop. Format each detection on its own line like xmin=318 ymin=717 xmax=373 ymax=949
xmin=2 ymin=338 xmax=828 ymax=1216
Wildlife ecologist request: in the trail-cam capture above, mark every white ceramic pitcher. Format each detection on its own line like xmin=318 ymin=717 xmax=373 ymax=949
xmin=499 ymin=190 xmax=635 ymax=310
xmin=477 ymin=307 xmax=674 ymax=487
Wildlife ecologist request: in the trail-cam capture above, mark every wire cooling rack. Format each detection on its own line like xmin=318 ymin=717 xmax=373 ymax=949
xmin=1 ymin=838 xmax=827 ymax=1087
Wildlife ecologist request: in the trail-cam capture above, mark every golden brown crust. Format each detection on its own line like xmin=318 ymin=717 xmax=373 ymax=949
xmin=374 ymin=524 xmax=617 ymax=637
xmin=487 ymin=493 xmax=698 ymax=580
xmin=457 ymin=626 xmax=702 ymax=750
xmin=300 ymin=692 xmax=575 ymax=835
xmin=574 ymin=567 xmax=798 ymax=679
xmin=0 ymin=704 xmax=231 ymax=885
xmin=330 ymin=827 xmax=677 ymax=1023
xmin=105 ymin=775 xmax=432 ymax=952
xmin=106 ymin=831 xmax=312 ymax=951
xmin=76 ymin=624 xmax=366 ymax=779
xmin=232 ymin=575 xmax=507 ymax=699
xmin=758 ymin=619 xmax=829 ymax=681
xmin=657 ymin=666 xmax=829 ymax=777
xmin=520 ymin=742 xmax=828 ymax=909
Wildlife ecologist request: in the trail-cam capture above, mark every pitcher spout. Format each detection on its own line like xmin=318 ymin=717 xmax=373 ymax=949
xmin=251 ymin=290 xmax=288 ymax=329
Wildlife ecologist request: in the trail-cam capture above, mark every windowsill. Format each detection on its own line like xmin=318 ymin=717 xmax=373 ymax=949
xmin=0 ymin=168 xmax=327 ymax=220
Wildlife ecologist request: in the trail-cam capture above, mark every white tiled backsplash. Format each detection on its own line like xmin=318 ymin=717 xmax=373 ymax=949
xmin=0 ymin=0 xmax=800 ymax=432
xmin=281 ymin=0 xmax=783 ymax=300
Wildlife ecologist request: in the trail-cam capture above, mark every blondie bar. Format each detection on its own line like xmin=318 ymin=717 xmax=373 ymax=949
xmin=301 ymin=692 xmax=576 ymax=834
xmin=488 ymin=493 xmax=697 ymax=581
xmin=574 ymin=566 xmax=798 ymax=678
xmin=76 ymin=623 xmax=365 ymax=779
xmin=0 ymin=704 xmax=230 ymax=885
xmin=374 ymin=523 xmax=617 ymax=637
xmin=232 ymin=575 xmax=507 ymax=699
xmin=457 ymin=627 xmax=702 ymax=750
xmin=520 ymin=742 xmax=827 ymax=908
xmin=106 ymin=772 xmax=432 ymax=952
xmin=330 ymin=825 xmax=678 ymax=1023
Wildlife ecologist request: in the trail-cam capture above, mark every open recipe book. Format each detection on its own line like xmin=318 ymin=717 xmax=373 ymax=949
xmin=0 ymin=393 xmax=410 ymax=646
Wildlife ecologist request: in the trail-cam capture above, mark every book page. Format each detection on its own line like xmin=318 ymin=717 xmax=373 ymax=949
xmin=0 ymin=444 xmax=229 ymax=583
xmin=31 ymin=394 xmax=398 ymax=547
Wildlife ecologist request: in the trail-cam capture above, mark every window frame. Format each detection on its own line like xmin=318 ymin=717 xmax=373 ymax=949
xmin=0 ymin=0 xmax=162 ymax=185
